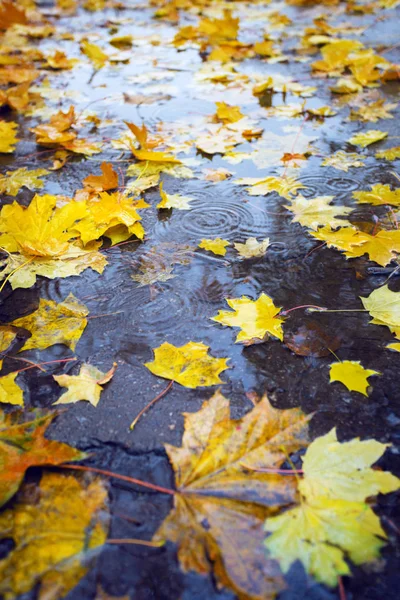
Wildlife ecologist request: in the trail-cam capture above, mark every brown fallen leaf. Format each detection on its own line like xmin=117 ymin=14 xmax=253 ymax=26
xmin=284 ymin=321 xmax=341 ymax=357
xmin=154 ymin=392 xmax=310 ymax=600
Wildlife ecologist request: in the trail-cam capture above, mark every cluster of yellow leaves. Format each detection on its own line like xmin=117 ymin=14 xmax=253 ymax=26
xmin=265 ymin=428 xmax=399 ymax=586
xmin=31 ymin=106 xmax=101 ymax=156
xmin=154 ymin=392 xmax=310 ymax=600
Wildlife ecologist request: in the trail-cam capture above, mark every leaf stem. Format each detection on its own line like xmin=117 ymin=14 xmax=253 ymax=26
xmin=107 ymin=538 xmax=165 ymax=547
xmin=130 ymin=380 xmax=174 ymax=430
xmin=58 ymin=464 xmax=175 ymax=495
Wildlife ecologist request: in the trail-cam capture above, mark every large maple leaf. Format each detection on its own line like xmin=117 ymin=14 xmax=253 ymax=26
xmin=154 ymin=392 xmax=310 ymax=600
xmin=0 ymin=409 xmax=85 ymax=507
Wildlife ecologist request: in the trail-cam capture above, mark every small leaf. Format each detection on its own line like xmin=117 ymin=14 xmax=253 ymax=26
xmin=234 ymin=237 xmax=270 ymax=258
xmin=0 ymin=373 xmax=23 ymax=406
xmin=53 ymin=362 xmax=117 ymax=407
xmin=198 ymin=238 xmax=230 ymax=256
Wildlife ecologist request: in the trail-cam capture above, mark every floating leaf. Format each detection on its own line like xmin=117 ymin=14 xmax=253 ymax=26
xmin=329 ymin=361 xmax=380 ymax=396
xmin=285 ymin=196 xmax=352 ymax=230
xmin=54 ymin=362 xmax=117 ymax=407
xmin=212 ymin=294 xmax=284 ymax=344
xmin=198 ymin=238 xmax=230 ymax=256
xmin=0 ymin=408 xmax=85 ymax=507
xmin=235 ymin=175 xmax=304 ymax=199
xmin=11 ymin=294 xmax=88 ymax=352
xmin=353 ymin=184 xmax=400 ymax=207
xmin=348 ymin=130 xmax=388 ymax=148
xmin=145 ymin=342 xmax=229 ymax=388
xmin=234 ymin=237 xmax=270 ymax=258
xmin=81 ymin=39 xmax=108 ymax=68
xmin=361 ymin=285 xmax=400 ymax=329
xmin=376 ymin=146 xmax=400 ymax=161
xmin=154 ymin=392 xmax=309 ymax=600
xmin=321 ymin=151 xmax=365 ymax=172
xmin=0 ymin=472 xmax=109 ymax=600
xmin=157 ymin=182 xmax=193 ymax=210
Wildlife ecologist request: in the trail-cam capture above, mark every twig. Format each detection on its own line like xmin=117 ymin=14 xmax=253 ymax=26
xmin=130 ymin=380 xmax=174 ymax=430
xmin=107 ymin=538 xmax=165 ymax=547
xmin=58 ymin=464 xmax=175 ymax=495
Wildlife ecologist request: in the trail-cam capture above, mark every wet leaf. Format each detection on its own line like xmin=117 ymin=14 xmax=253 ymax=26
xmin=157 ymin=182 xmax=193 ymax=210
xmin=329 ymin=360 xmax=380 ymax=396
xmin=349 ymin=100 xmax=397 ymax=122
xmin=0 ymin=121 xmax=18 ymax=153
xmin=81 ymin=39 xmax=108 ymax=69
xmin=154 ymin=392 xmax=310 ymax=600
xmin=376 ymin=146 xmax=400 ymax=161
xmin=212 ymin=294 xmax=284 ymax=344
xmin=235 ymin=175 xmax=304 ymax=199
xmin=11 ymin=293 xmax=88 ymax=352
xmin=0 ymin=472 xmax=109 ymax=600
xmin=83 ymin=162 xmax=119 ymax=192
xmin=284 ymin=321 xmax=340 ymax=357
xmin=198 ymin=238 xmax=230 ymax=256
xmin=321 ymin=151 xmax=365 ymax=172
xmin=145 ymin=342 xmax=229 ymax=388
xmin=353 ymin=184 xmax=400 ymax=206
xmin=348 ymin=130 xmax=388 ymax=148
xmin=234 ymin=237 xmax=270 ymax=258
xmin=0 ymin=408 xmax=85 ymax=507
xmin=0 ymin=373 xmax=23 ymax=406
xmin=265 ymin=429 xmax=399 ymax=586
xmin=361 ymin=284 xmax=400 ymax=329
xmin=54 ymin=362 xmax=117 ymax=406
xmin=285 ymin=195 xmax=352 ymax=230
xmin=0 ymin=168 xmax=49 ymax=197
xmin=215 ymin=102 xmax=244 ymax=124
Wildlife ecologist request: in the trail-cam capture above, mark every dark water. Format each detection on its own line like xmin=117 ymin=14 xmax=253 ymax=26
xmin=0 ymin=1 xmax=400 ymax=599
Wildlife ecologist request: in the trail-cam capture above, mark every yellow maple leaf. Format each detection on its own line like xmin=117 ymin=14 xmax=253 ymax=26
xmin=0 ymin=194 xmax=87 ymax=257
xmin=321 ymin=151 xmax=365 ymax=172
xmin=285 ymin=195 xmax=352 ymax=230
xmin=312 ymin=39 xmax=364 ymax=72
xmin=376 ymin=146 xmax=400 ymax=161
xmin=345 ymin=229 xmax=400 ymax=266
xmin=265 ymin=429 xmax=399 ymax=586
xmin=46 ymin=50 xmax=78 ymax=70
xmin=198 ymin=238 xmax=230 ymax=256
xmin=0 ymin=168 xmax=49 ymax=197
xmin=350 ymin=100 xmax=397 ymax=123
xmin=348 ymin=130 xmax=388 ymax=148
xmin=144 ymin=342 xmax=229 ymax=388
xmin=54 ymin=362 xmax=117 ymax=407
xmin=0 ymin=120 xmax=18 ymax=153
xmin=11 ymin=293 xmax=88 ymax=352
xmin=0 ymin=472 xmax=109 ymax=600
xmin=353 ymin=183 xmax=400 ymax=206
xmin=361 ymin=284 xmax=400 ymax=329
xmin=212 ymin=294 xmax=284 ymax=344
xmin=299 ymin=428 xmax=399 ymax=502
xmin=0 ymin=373 xmax=23 ymax=406
xmin=234 ymin=237 xmax=270 ymax=258
xmin=72 ymin=191 xmax=146 ymax=245
xmin=215 ymin=101 xmax=244 ymax=124
xmin=235 ymin=175 xmax=304 ymax=199
xmin=80 ymin=39 xmax=108 ymax=69
xmin=0 ymin=245 xmax=107 ymax=290
xmin=83 ymin=162 xmax=119 ymax=192
xmin=154 ymin=392 xmax=309 ymax=600
xmin=265 ymin=497 xmax=386 ymax=587
xmin=329 ymin=360 xmax=380 ymax=396
xmin=157 ymin=182 xmax=193 ymax=210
